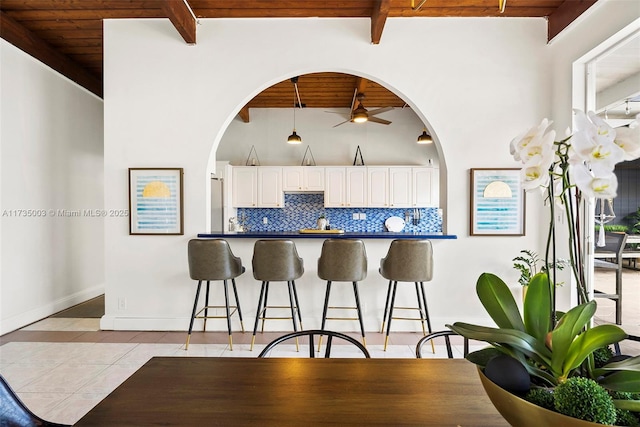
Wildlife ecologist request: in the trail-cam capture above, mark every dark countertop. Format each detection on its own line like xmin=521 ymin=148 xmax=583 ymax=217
xmin=197 ymin=231 xmax=457 ymax=239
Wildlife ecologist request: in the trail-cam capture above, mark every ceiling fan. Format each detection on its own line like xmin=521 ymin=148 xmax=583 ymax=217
xmin=332 ymin=90 xmax=393 ymax=127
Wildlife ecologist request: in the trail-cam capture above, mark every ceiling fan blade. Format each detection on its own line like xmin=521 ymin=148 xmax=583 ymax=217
xmin=368 ymin=106 xmax=394 ymax=116
xmin=368 ymin=117 xmax=392 ymax=125
xmin=333 ymin=119 xmax=351 ymax=128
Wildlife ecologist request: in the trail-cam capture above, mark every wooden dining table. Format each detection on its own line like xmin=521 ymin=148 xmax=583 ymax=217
xmin=74 ymin=357 xmax=508 ymax=426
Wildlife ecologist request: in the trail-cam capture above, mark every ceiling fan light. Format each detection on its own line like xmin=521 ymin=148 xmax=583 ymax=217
xmin=417 ymin=129 xmax=433 ymax=144
xmin=287 ymin=130 xmax=302 ymax=144
xmin=352 ymin=110 xmax=368 ymax=123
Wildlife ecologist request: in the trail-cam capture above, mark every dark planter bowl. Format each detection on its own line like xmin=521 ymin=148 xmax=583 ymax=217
xmin=478 ymin=367 xmax=620 ymax=427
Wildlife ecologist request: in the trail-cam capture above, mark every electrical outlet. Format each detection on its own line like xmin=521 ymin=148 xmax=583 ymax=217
xmin=352 ymin=213 xmax=359 ymax=220
xmin=118 ymin=297 xmax=127 ymax=310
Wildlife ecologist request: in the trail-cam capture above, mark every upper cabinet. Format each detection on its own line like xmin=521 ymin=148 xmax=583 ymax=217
xmin=282 ymin=167 xmax=324 ymax=192
xmin=231 ymin=165 xmax=438 ymax=208
xmin=367 ymin=167 xmax=389 ymax=207
xmin=257 ymin=167 xmax=283 ymax=207
xmin=232 ymin=167 xmax=258 ymax=207
xmin=389 ymin=167 xmax=439 ymax=208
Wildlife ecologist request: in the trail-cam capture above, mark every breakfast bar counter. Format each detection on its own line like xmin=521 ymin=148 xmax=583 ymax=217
xmin=197 ymin=231 xmax=457 ymax=239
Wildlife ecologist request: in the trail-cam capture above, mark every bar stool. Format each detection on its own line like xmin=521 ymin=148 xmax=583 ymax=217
xmin=186 ymin=239 xmax=245 ymax=350
xmin=317 ymin=239 xmax=367 ymax=349
xmin=379 ymin=239 xmax=434 ymax=351
xmin=250 ymin=239 xmax=304 ymax=350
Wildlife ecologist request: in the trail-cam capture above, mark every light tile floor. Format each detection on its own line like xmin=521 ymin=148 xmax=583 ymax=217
xmin=1 ymin=266 xmax=638 ymax=425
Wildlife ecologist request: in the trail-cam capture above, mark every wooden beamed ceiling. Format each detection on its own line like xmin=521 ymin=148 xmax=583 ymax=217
xmin=1 ymin=0 xmax=598 ymax=103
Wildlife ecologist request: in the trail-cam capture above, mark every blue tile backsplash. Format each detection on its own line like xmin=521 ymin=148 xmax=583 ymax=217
xmin=236 ymin=193 xmax=442 ymax=233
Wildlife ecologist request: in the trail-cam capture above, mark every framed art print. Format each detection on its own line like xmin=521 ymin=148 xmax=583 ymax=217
xmin=129 ymin=168 xmax=184 ymax=235
xmin=470 ymin=168 xmax=525 ymax=236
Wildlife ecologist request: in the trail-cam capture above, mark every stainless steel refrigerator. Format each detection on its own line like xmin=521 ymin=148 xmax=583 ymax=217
xmin=210 ymin=177 xmax=224 ymax=232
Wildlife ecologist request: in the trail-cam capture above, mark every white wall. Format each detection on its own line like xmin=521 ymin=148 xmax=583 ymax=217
xmin=0 ymin=40 xmax=105 ymax=334
xmin=217 ymin=107 xmax=440 ymax=167
xmin=103 ymin=16 xmax=556 ymax=331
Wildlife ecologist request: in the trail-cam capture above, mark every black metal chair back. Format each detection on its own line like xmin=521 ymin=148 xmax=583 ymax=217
xmin=1 ymin=375 xmax=70 ymax=426
xmin=258 ymin=330 xmax=370 ymax=358
xmin=416 ymin=330 xmax=469 ymax=359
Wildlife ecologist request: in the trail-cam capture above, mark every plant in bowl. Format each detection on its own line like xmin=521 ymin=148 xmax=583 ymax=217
xmin=448 ymin=272 xmax=640 ymax=425
xmin=448 ymin=110 xmax=640 ymax=425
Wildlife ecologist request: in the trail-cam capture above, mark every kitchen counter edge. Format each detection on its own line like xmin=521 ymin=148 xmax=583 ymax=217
xmin=197 ymin=231 xmax=457 ymax=239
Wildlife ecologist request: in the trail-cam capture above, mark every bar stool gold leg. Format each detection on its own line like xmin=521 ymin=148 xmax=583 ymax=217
xmin=317 ymin=336 xmax=323 ymax=352
xmin=185 ymin=335 xmax=191 ymax=350
xmin=362 ymin=337 xmax=367 ymax=348
xmin=250 ymin=335 xmax=256 ymax=351
xmin=240 ymin=320 xmax=245 ymax=333
xmin=383 ymin=335 xmax=390 ymax=351
xmin=229 ymin=335 xmax=233 ymax=351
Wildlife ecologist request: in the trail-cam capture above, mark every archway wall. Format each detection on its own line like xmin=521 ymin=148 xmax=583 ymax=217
xmin=103 ymin=16 xmax=568 ymax=329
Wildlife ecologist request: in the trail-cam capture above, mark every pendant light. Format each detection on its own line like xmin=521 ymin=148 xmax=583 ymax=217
xmin=287 ymin=77 xmax=302 ymax=144
xmin=417 ymin=128 xmax=433 ymax=144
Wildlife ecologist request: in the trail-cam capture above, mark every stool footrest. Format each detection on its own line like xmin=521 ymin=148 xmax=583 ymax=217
xmin=195 ymin=306 xmax=239 ymax=319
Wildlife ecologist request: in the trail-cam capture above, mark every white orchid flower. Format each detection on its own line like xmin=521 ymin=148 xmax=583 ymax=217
xmin=510 ymin=119 xmax=553 ymax=162
xmin=519 ymin=129 xmax=556 ymax=166
xmin=570 ymin=162 xmax=618 ymax=199
xmin=614 ymin=119 xmax=640 ymax=161
xmin=573 ymin=109 xmax=616 ymax=146
xmin=569 ymin=129 xmax=624 ymax=175
xmin=521 ymin=163 xmax=551 ymax=191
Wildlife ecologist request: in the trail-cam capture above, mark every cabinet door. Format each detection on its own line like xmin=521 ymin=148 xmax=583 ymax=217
xmin=232 ymin=167 xmax=257 ymax=207
xmin=304 ymin=167 xmax=325 ymax=191
xmin=389 ymin=167 xmax=412 ymax=208
xmin=258 ymin=167 xmax=283 ymax=207
xmin=367 ymin=167 xmax=389 ymax=207
xmin=346 ymin=167 xmax=367 ymax=207
xmin=413 ymin=167 xmax=439 ymax=207
xmin=282 ymin=167 xmax=304 ymax=191
xmin=324 ymin=167 xmax=345 ymax=207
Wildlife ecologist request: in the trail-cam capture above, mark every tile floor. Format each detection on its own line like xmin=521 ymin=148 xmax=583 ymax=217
xmin=1 ymin=266 xmax=638 ymax=425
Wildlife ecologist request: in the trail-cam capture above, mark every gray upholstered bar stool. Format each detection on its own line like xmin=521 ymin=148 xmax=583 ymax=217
xmin=250 ymin=239 xmax=304 ymax=350
xmin=379 ymin=239 xmax=434 ymax=351
xmin=186 ymin=239 xmax=245 ymax=350
xmin=317 ymin=239 xmax=367 ymax=349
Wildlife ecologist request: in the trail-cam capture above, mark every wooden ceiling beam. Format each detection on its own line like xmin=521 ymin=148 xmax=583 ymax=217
xmin=238 ymin=107 xmax=250 ymax=123
xmin=161 ymin=0 xmax=196 ymax=44
xmin=371 ymin=0 xmax=391 ymax=44
xmin=547 ymin=0 xmax=597 ymax=42
xmin=0 ymin=11 xmax=101 ymax=97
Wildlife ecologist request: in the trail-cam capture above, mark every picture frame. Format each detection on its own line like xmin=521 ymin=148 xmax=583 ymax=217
xmin=129 ymin=168 xmax=184 ymax=235
xmin=470 ymin=168 xmax=525 ymax=236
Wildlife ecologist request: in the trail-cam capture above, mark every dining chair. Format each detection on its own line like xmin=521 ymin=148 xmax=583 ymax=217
xmin=416 ymin=330 xmax=469 ymax=359
xmin=1 ymin=375 xmax=71 ymax=427
xmin=379 ymin=239 xmax=434 ymax=351
xmin=258 ymin=330 xmax=371 ymax=358
xmin=594 ymin=232 xmax=628 ymax=325
xmin=186 ymin=239 xmax=245 ymax=350
xmin=251 ymin=239 xmax=304 ymax=350
xmin=317 ymin=239 xmax=367 ymax=349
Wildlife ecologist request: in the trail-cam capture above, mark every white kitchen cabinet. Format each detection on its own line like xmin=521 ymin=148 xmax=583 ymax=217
xmin=257 ymin=167 xmax=283 ymax=207
xmin=324 ymin=167 xmax=346 ymax=207
xmin=367 ymin=167 xmax=389 ymax=207
xmin=346 ymin=167 xmax=367 ymax=207
xmin=232 ymin=167 xmax=258 ymax=207
xmin=413 ymin=167 xmax=439 ymax=207
xmin=282 ymin=167 xmax=324 ymax=192
xmin=389 ymin=167 xmax=412 ymax=208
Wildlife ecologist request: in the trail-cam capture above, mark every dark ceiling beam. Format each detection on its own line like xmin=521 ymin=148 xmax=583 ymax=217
xmin=371 ymin=0 xmax=390 ymax=44
xmin=0 ymin=11 xmax=102 ymax=97
xmin=161 ymin=0 xmax=196 ymax=44
xmin=547 ymin=0 xmax=598 ymax=42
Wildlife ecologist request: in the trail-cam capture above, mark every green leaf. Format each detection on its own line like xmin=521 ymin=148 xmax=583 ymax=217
xmin=448 ymin=322 xmax=551 ymax=364
xmin=612 ymin=400 xmax=640 ymax=411
xmin=599 ymin=370 xmax=640 ymax=392
xmin=476 ymin=273 xmax=525 ymax=331
xmin=523 ymin=273 xmax=551 ymax=341
xmin=562 ymin=324 xmax=627 ymax=376
xmin=550 ymin=301 xmax=596 ymax=375
xmin=595 ymin=355 xmax=640 ymax=373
